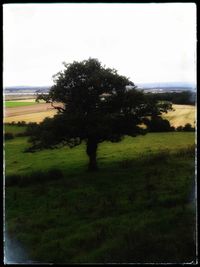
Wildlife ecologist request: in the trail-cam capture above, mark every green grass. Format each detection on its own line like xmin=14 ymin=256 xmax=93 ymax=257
xmin=5 ymin=101 xmax=37 ymax=108
xmin=4 ymin=124 xmax=27 ymax=136
xmin=4 ymin=127 xmax=196 ymax=263
xmin=4 ymin=130 xmax=195 ymax=176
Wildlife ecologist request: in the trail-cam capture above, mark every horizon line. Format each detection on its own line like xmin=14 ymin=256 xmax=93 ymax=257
xmin=4 ymin=81 xmax=196 ymax=88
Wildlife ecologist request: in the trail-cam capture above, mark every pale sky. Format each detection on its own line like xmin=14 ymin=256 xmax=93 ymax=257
xmin=3 ymin=3 xmax=196 ymax=87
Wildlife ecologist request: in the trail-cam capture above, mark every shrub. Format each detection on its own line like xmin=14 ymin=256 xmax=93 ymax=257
xmin=183 ymin=123 xmax=195 ymax=132
xmin=146 ymin=116 xmax=174 ymax=132
xmin=25 ymin=122 xmax=39 ymax=136
xmin=17 ymin=121 xmax=27 ymax=127
xmin=176 ymin=126 xmax=183 ymax=132
xmin=176 ymin=123 xmax=195 ymax=132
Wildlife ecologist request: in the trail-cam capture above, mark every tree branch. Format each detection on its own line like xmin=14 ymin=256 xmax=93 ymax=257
xmin=50 ymin=102 xmax=65 ymax=112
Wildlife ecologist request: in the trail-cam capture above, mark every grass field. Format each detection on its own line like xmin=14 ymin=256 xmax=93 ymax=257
xmin=162 ymin=105 xmax=196 ymax=128
xmin=4 ymin=99 xmax=56 ymax=123
xmin=5 ymin=95 xmax=37 ymax=101
xmin=5 ymin=101 xmax=37 ymax=108
xmin=4 ymin=129 xmax=195 ymax=176
xmin=4 ymin=103 xmax=196 ymax=127
xmin=4 ymin=110 xmax=57 ymax=124
xmin=4 ymin=124 xmax=27 ymax=136
xmin=4 ymin=125 xmax=196 ymax=263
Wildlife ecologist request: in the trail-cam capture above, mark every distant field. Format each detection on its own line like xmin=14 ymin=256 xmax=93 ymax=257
xmin=162 ymin=105 xmax=196 ymax=128
xmin=4 ymin=101 xmax=59 ymax=123
xmin=5 ymin=101 xmax=37 ymax=108
xmin=12 ymin=99 xmax=38 ymax=103
xmin=4 ymin=110 xmax=57 ymax=123
xmin=5 ymin=95 xmax=37 ymax=101
xmin=4 ymin=102 xmax=196 ymax=127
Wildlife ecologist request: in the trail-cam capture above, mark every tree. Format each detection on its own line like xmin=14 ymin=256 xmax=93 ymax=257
xmin=176 ymin=123 xmax=195 ymax=132
xmin=145 ymin=115 xmax=175 ymax=132
xmin=182 ymin=123 xmax=195 ymax=132
xmin=27 ymin=58 xmax=172 ymax=171
xmin=176 ymin=125 xmax=183 ymax=132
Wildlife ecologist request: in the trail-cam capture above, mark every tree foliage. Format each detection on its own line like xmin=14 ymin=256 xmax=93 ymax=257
xmin=27 ymin=58 xmax=172 ymax=170
xmin=176 ymin=123 xmax=195 ymax=132
xmin=145 ymin=116 xmax=175 ymax=132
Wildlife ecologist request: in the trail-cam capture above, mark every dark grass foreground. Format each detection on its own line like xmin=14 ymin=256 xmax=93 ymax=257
xmin=5 ymin=146 xmax=196 ymax=263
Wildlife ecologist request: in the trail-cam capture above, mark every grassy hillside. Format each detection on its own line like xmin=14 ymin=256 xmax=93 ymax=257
xmin=4 ymin=127 xmax=196 ymax=263
xmin=5 ymin=130 xmax=195 ymax=176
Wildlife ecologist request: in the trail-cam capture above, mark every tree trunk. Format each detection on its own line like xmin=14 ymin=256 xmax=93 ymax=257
xmin=86 ymin=138 xmax=98 ymax=171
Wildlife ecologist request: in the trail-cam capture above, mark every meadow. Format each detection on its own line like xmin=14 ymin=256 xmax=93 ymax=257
xmin=4 ymin=123 xmax=196 ymax=263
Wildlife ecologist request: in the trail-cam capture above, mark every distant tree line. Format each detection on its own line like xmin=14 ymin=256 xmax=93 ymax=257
xmin=176 ymin=123 xmax=195 ymax=132
xmin=145 ymin=91 xmax=195 ymax=105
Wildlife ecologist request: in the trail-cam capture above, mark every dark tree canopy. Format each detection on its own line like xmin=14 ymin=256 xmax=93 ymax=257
xmin=27 ymin=58 xmax=172 ymax=170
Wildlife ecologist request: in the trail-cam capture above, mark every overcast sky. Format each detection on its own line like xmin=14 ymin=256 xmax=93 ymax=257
xmin=3 ymin=3 xmax=196 ymax=87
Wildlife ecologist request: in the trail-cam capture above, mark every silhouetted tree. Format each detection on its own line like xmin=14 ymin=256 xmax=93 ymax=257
xmin=182 ymin=123 xmax=195 ymax=132
xmin=27 ymin=58 xmax=172 ymax=171
xmin=176 ymin=126 xmax=183 ymax=132
xmin=145 ymin=116 xmax=175 ymax=132
xmin=176 ymin=123 xmax=195 ymax=132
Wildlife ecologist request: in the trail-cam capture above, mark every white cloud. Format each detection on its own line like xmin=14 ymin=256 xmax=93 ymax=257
xmin=3 ymin=3 xmax=196 ymax=86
